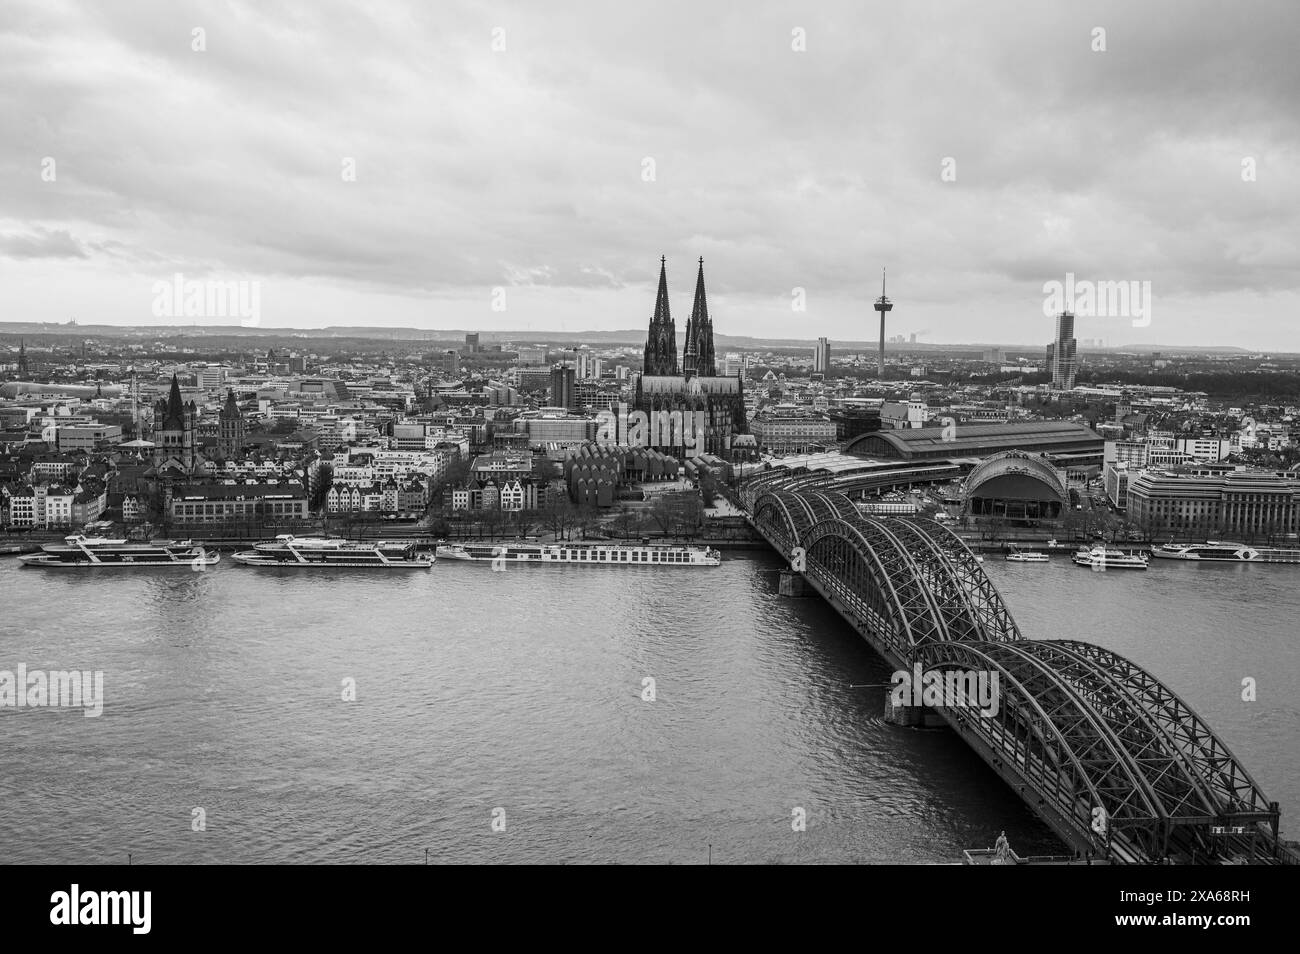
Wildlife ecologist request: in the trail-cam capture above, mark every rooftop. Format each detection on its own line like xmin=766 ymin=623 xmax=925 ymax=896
xmin=172 ymin=482 xmax=307 ymax=500
xmin=847 ymin=421 xmax=1102 ymax=460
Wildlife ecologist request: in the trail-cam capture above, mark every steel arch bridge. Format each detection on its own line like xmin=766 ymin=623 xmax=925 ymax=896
xmin=744 ymin=480 xmax=1295 ymax=864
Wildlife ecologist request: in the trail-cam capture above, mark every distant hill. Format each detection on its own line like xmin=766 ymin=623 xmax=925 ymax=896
xmin=0 ymin=321 xmax=1264 ymax=354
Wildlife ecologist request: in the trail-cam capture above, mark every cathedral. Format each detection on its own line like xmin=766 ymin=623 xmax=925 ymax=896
xmin=152 ymin=374 xmax=198 ymax=473
xmin=634 ymin=257 xmax=746 ymax=457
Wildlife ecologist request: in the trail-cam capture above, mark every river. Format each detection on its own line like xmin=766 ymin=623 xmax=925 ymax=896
xmin=0 ymin=549 xmax=1294 ymax=863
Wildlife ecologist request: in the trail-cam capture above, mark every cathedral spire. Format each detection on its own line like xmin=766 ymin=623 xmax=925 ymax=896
xmin=643 ymin=256 xmax=678 ymax=375
xmin=683 ymin=264 xmax=697 ymax=380
xmin=654 ymin=256 xmax=671 ymax=327
xmin=689 ymin=257 xmax=716 ymax=377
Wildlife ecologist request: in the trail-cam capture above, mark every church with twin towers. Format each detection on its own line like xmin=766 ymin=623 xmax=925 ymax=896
xmin=634 ymin=256 xmax=747 ymax=456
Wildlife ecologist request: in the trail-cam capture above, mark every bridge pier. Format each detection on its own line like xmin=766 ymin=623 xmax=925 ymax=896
xmin=778 ymin=569 xmax=810 ymax=597
xmin=882 ymin=694 xmax=948 ymax=729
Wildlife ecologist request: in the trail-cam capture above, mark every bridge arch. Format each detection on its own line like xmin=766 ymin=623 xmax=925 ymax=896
xmin=900 ymin=517 xmax=1023 ymax=641
xmin=750 ymin=491 xmax=807 ymax=556
xmin=802 ymin=516 xmax=955 ymax=654
xmin=876 ymin=519 xmax=989 ymax=642
xmin=1052 ymin=641 xmax=1279 ymax=828
xmin=751 ymin=488 xmax=859 ymax=558
xmin=915 ymin=637 xmax=1287 ymax=862
xmin=916 ymin=639 xmax=1158 ymax=858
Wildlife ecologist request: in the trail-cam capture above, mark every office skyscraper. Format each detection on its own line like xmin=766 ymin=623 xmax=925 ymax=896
xmin=550 ymin=364 xmax=577 ymax=409
xmin=813 ymin=337 xmax=831 ymax=373
xmin=1046 ymin=310 xmax=1078 ymax=390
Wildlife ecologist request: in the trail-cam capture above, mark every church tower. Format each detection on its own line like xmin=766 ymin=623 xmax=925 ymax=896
xmin=219 ymin=388 xmax=245 ymax=459
xmin=153 ymin=374 xmax=197 ymax=472
xmin=17 ymin=339 xmax=29 ymax=376
xmin=642 ymin=257 xmax=678 ymax=375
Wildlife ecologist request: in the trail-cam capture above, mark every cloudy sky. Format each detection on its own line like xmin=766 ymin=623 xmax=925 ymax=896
xmin=1 ymin=0 xmax=1297 ymax=348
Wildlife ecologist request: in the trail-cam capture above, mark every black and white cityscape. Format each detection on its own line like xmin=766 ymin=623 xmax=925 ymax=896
xmin=1 ymin=0 xmax=1298 ymax=907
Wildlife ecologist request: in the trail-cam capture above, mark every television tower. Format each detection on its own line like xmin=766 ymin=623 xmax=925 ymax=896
xmin=873 ymin=268 xmax=893 ymax=379
xmin=129 ymin=368 xmax=140 ymax=437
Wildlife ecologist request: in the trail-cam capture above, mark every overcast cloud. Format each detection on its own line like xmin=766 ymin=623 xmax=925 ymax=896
xmin=1 ymin=0 xmax=1297 ymax=348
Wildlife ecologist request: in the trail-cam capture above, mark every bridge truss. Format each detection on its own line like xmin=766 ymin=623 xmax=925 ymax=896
xmin=745 ymin=478 xmax=1295 ymax=864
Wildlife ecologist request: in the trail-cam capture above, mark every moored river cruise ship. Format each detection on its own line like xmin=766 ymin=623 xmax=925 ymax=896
xmin=19 ymin=534 xmax=219 ymax=568
xmin=233 ymin=535 xmax=434 ymax=569
xmin=1150 ymin=541 xmax=1300 ymax=563
xmin=436 ymin=541 xmax=722 ymax=567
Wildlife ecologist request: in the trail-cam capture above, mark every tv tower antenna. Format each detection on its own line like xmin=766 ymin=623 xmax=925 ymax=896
xmin=873 ymin=267 xmax=893 ymax=379
xmin=130 ymin=368 xmax=140 ymax=437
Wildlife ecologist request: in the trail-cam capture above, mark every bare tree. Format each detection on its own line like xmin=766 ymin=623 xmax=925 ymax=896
xmin=647 ymin=497 xmax=675 ymax=537
xmin=540 ymin=496 xmax=569 ymax=540
xmin=612 ymin=506 xmax=638 ymax=540
xmin=673 ymin=495 xmax=704 ymax=538
xmin=984 ymin=513 xmax=1008 ymax=546
xmin=575 ymin=506 xmax=602 ymax=540
xmin=481 ymin=506 xmax=504 ymax=541
xmin=514 ymin=509 xmax=539 ymax=539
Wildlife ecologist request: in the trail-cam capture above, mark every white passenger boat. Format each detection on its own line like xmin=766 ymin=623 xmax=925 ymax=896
xmin=436 ymin=541 xmax=721 ymax=566
xmin=1150 ymin=541 xmax=1300 ymax=564
xmin=1006 ymin=545 xmax=1050 ymax=563
xmin=233 ymin=534 xmax=434 ymax=569
xmin=19 ymin=533 xmax=219 ymax=568
xmin=1072 ymin=546 xmax=1149 ymax=570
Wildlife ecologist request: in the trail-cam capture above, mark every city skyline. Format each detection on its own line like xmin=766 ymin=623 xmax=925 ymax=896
xmin=0 ymin=318 xmax=1290 ymax=355
xmin=4 ymin=0 xmax=1299 ymax=897
xmin=2 ymin=1 xmax=1299 ymax=349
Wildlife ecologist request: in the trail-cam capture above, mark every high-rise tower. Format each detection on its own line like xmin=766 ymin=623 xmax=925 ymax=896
xmin=1046 ymin=310 xmax=1078 ymax=390
xmin=642 ymin=257 xmax=678 ymax=376
xmin=873 ymin=268 xmax=892 ymax=379
xmin=550 ymin=364 xmax=577 ymax=409
xmin=814 ymin=337 xmax=831 ymax=374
